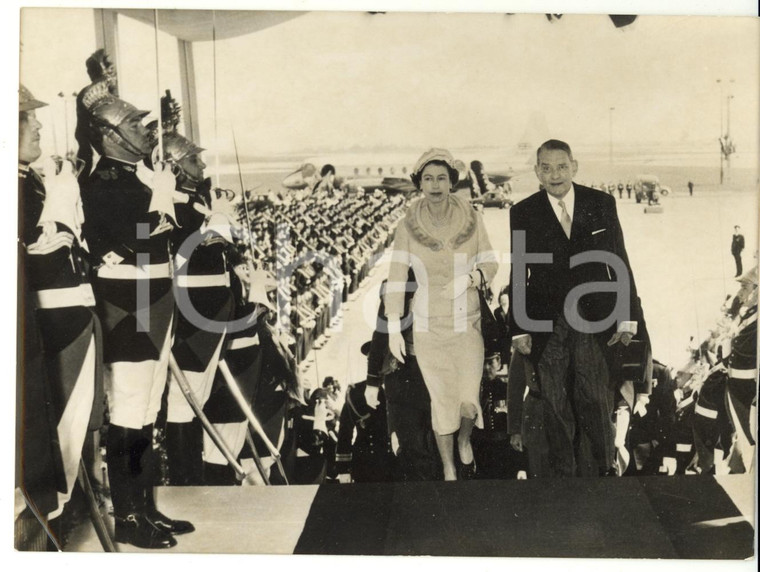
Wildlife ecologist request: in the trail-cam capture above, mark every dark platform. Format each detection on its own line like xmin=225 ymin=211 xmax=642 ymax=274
xmin=62 ymin=474 xmax=754 ymax=559
xmin=294 ymin=475 xmax=755 ymax=559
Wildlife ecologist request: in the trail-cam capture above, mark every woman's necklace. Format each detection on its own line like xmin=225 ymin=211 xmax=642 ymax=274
xmin=427 ymin=199 xmax=451 ymax=228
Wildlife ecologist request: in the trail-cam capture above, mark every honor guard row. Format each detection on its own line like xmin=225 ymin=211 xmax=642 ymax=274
xmin=18 ymin=49 xmax=286 ymax=548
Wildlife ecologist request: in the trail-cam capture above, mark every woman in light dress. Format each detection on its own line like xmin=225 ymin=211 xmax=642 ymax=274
xmin=385 ymin=148 xmax=498 ymax=480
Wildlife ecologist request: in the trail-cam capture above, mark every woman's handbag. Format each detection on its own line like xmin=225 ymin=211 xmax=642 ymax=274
xmin=476 ymin=269 xmax=500 ymax=344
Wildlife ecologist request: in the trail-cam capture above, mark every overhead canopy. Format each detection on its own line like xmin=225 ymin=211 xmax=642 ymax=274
xmin=116 ymin=9 xmax=305 ymax=42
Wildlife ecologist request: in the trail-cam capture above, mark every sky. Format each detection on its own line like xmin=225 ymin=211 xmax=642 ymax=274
xmin=14 ymin=5 xmax=760 ymax=163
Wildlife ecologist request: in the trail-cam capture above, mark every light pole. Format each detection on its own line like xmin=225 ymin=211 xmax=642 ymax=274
xmin=609 ymin=106 xmax=615 ymax=165
xmin=726 ymin=93 xmax=735 ymax=182
xmin=717 ymin=79 xmax=723 ymax=184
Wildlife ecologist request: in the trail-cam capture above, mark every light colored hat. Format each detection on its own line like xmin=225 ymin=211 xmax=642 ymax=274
xmin=19 ymin=84 xmax=47 ymax=112
xmin=412 ymin=147 xmax=456 ymax=178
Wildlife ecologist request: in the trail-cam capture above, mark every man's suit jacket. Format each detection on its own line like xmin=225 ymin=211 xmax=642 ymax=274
xmin=508 ymin=184 xmax=644 ymax=364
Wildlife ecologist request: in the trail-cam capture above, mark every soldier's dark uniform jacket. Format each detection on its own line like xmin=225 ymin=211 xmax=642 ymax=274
xmin=725 ymin=304 xmax=757 ymax=473
xmin=335 ymin=381 xmax=393 ymax=483
xmin=162 ymin=179 xmax=236 ymax=485
xmin=19 ymin=163 xmax=104 ymax=523
xmin=81 ymin=157 xmax=174 ymax=364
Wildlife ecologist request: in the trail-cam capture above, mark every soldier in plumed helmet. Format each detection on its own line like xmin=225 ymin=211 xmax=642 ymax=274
xmin=18 ymin=84 xmax=105 ymax=550
xmin=156 ymin=91 xmax=237 ymax=486
xmin=78 ymin=82 xmax=191 ymax=549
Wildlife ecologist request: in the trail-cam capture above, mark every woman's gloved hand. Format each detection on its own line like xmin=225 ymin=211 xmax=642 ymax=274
xmin=387 ymin=315 xmax=406 ymax=364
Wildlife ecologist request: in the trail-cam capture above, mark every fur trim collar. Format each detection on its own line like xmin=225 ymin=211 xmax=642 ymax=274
xmin=404 ymin=193 xmax=477 ymax=251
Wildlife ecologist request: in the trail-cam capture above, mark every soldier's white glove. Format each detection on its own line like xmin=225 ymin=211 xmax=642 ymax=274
xmin=661 ymin=457 xmax=677 ymax=476
xmin=203 ymin=192 xmax=241 ymax=243
xmin=210 ymin=190 xmax=238 ymax=219
xmin=39 ymin=157 xmax=83 ymax=239
xmin=364 ymin=385 xmax=380 ymax=409
xmin=633 ymin=394 xmax=650 ymax=417
xmin=148 ymin=162 xmax=177 ymax=225
xmin=387 ymin=316 xmax=406 ymax=364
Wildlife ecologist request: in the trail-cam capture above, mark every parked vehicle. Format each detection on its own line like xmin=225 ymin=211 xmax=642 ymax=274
xmin=634 ymin=174 xmax=665 ymax=204
xmin=472 ymin=188 xmax=513 ymax=209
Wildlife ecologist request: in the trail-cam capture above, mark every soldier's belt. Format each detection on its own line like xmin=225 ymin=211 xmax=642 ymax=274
xmin=229 ymin=334 xmax=260 ymax=350
xmin=676 ymin=443 xmax=693 ymax=453
xmin=35 ymin=284 xmax=96 ymax=309
xmin=175 ymin=273 xmax=230 ymax=288
xmin=695 ymin=404 xmax=718 ymax=419
xmin=98 ymin=262 xmax=171 ymax=280
xmin=729 ymin=368 xmax=757 ymax=379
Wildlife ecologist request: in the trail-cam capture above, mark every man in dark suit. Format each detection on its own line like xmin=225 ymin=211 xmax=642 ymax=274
xmin=508 ymin=139 xmax=649 ymax=477
xmin=731 ymin=225 xmax=745 ymax=277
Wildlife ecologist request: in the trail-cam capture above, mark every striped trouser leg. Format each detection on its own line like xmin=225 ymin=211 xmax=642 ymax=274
xmin=537 ymin=318 xmax=576 ymax=477
xmin=572 ymin=331 xmax=615 ymax=474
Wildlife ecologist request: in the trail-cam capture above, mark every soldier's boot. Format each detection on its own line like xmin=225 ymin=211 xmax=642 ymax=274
xmin=165 ymin=419 xmax=204 ymax=486
xmin=107 ymin=424 xmax=176 ymax=549
xmin=140 ymin=424 xmax=195 ymax=536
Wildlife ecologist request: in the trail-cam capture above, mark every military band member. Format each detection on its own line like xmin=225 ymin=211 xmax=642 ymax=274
xmin=79 ymin=83 xmax=191 ymax=549
xmin=18 ymin=85 xmax=104 ymax=548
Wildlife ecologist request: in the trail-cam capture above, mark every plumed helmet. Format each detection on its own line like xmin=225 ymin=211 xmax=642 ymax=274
xmin=80 ymin=81 xmax=150 ymax=157
xmin=19 ymin=84 xmax=47 ymax=112
xmin=81 ymin=82 xmax=149 ymax=131
xmin=163 ymin=131 xmax=205 ymax=164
